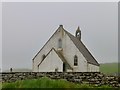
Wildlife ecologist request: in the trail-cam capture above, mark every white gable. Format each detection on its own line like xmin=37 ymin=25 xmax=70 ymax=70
xmin=32 ymin=25 xmax=99 ymax=72
xmin=38 ymin=48 xmax=63 ymax=72
xmin=32 ymin=26 xmax=66 ymax=71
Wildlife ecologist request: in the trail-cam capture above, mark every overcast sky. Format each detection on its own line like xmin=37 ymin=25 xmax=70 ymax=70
xmin=2 ymin=2 xmax=118 ymax=70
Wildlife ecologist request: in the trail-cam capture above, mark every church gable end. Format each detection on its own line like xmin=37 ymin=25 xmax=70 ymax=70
xmin=32 ymin=25 xmax=99 ymax=72
xmin=65 ymin=30 xmax=99 ymax=66
xmin=32 ymin=25 xmax=64 ymax=61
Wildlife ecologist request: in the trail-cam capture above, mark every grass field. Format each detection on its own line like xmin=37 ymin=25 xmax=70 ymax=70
xmin=100 ymin=62 xmax=118 ymax=75
xmin=2 ymin=77 xmax=112 ymax=88
xmin=0 ymin=82 xmax=2 ymax=89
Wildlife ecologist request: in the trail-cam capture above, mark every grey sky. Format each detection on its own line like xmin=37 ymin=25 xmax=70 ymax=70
xmin=2 ymin=2 xmax=118 ymax=70
xmin=0 ymin=2 xmax=2 ymax=71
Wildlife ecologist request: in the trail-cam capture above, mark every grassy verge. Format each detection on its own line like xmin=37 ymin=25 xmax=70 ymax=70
xmin=0 ymin=82 xmax=2 ymax=89
xmin=2 ymin=77 xmax=112 ymax=88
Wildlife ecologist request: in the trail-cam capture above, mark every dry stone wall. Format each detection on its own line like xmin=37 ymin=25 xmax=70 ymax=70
xmin=1 ymin=72 xmax=120 ymax=87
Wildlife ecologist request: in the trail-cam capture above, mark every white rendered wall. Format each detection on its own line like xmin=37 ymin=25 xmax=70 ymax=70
xmin=33 ymin=27 xmax=99 ymax=72
xmin=88 ymin=64 xmax=99 ymax=72
xmin=38 ymin=49 xmax=63 ymax=72
xmin=62 ymin=32 xmax=88 ymax=72
xmin=33 ymin=27 xmax=65 ymax=72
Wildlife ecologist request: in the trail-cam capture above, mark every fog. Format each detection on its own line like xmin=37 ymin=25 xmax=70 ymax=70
xmin=2 ymin=2 xmax=118 ymax=70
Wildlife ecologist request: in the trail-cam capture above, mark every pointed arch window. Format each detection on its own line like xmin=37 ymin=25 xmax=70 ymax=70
xmin=74 ymin=55 xmax=78 ymax=66
xmin=58 ymin=38 xmax=62 ymax=48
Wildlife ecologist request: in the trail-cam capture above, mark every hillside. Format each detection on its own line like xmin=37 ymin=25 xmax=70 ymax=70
xmin=100 ymin=62 xmax=118 ymax=75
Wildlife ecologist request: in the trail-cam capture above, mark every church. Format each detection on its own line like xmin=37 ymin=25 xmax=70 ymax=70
xmin=32 ymin=25 xmax=100 ymax=72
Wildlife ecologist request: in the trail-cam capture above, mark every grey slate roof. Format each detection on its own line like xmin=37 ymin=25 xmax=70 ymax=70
xmin=64 ymin=30 xmax=100 ymax=66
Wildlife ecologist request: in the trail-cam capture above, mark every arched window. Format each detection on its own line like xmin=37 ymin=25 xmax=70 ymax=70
xmin=58 ymin=39 xmax=62 ymax=48
xmin=74 ymin=55 xmax=78 ymax=66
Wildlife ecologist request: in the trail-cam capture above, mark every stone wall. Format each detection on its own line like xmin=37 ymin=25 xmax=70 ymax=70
xmin=1 ymin=72 xmax=120 ymax=87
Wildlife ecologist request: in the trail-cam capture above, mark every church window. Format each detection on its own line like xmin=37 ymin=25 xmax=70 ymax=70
xmin=74 ymin=55 xmax=78 ymax=66
xmin=58 ymin=39 xmax=62 ymax=48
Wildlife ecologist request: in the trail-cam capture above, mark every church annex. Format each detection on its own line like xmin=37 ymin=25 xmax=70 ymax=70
xmin=32 ymin=25 xmax=100 ymax=72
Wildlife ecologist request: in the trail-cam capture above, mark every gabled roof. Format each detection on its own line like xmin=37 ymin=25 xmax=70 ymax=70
xmin=38 ymin=48 xmax=73 ymax=70
xmin=33 ymin=25 xmax=99 ymax=66
xmin=64 ymin=30 xmax=99 ymax=66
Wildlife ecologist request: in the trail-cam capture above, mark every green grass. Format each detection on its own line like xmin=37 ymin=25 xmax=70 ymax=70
xmin=2 ymin=77 xmax=112 ymax=88
xmin=0 ymin=82 xmax=2 ymax=89
xmin=100 ymin=62 xmax=119 ymax=75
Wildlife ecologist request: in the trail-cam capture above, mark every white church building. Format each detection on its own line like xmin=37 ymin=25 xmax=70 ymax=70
xmin=32 ymin=25 xmax=100 ymax=72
